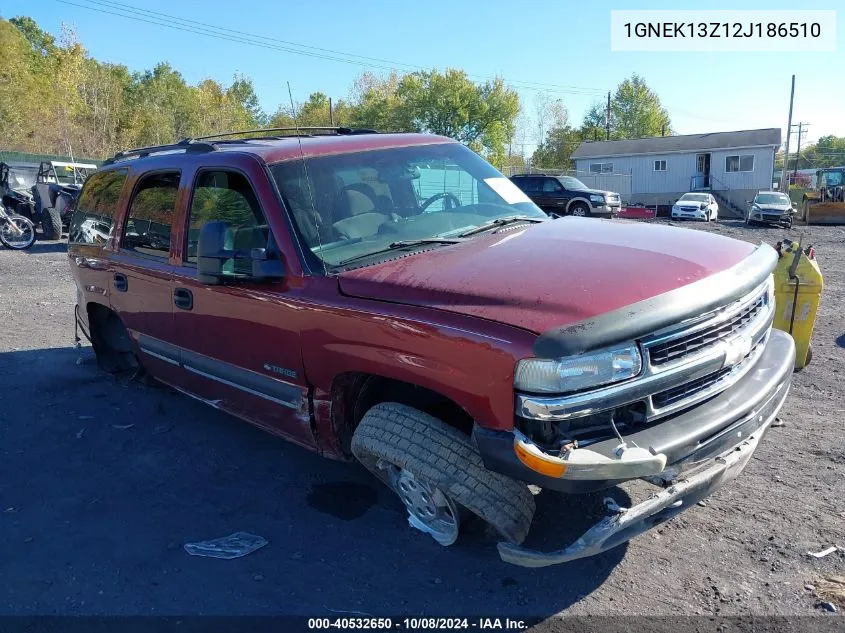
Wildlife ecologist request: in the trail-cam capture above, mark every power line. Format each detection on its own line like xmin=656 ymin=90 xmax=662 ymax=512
xmin=54 ymin=0 xmax=608 ymax=97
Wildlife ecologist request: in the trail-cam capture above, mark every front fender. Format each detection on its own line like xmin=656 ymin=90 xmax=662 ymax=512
xmin=301 ymin=300 xmax=536 ymax=434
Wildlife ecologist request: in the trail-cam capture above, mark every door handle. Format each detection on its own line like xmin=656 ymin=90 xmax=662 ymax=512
xmin=113 ymin=273 xmax=128 ymax=292
xmin=173 ymin=287 xmax=193 ymax=311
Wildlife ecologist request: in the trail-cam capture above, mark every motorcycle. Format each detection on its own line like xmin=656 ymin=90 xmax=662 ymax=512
xmin=0 ymin=203 xmax=36 ymax=250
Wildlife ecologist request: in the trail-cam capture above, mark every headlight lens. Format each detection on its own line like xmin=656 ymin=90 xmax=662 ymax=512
xmin=515 ymin=344 xmax=642 ymax=394
xmin=589 ymin=194 xmax=605 ymax=203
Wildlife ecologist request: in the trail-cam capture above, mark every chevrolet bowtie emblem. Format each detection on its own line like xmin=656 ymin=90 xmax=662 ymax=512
xmin=722 ymin=335 xmax=753 ymax=368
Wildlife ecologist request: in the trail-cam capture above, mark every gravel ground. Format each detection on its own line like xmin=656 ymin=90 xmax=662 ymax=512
xmin=0 ymin=220 xmax=843 ymax=621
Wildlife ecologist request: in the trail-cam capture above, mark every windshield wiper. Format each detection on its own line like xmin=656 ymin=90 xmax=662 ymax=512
xmin=457 ymin=216 xmax=544 ymax=238
xmin=336 ymin=238 xmax=463 ymax=267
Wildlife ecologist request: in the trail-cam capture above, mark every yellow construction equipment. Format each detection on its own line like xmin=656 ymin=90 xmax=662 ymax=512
xmin=771 ymin=238 xmax=823 ymax=370
xmin=800 ymin=167 xmax=845 ymax=225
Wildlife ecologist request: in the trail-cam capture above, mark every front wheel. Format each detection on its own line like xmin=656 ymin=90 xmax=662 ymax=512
xmin=0 ymin=214 xmax=36 ymax=249
xmin=569 ymin=202 xmax=591 ymax=217
xmin=40 ymin=206 xmax=62 ymax=240
xmin=351 ymin=402 xmax=535 ymax=546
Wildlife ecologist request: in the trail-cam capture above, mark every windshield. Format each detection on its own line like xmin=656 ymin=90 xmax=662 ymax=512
xmin=679 ymin=194 xmax=709 ymax=202
xmin=8 ymin=166 xmax=37 ymax=189
xmin=558 ymin=176 xmax=588 ymax=190
xmin=270 ymin=143 xmax=546 ymax=269
xmin=754 ymin=193 xmax=790 ymax=205
xmin=820 ymin=171 xmax=844 ymax=187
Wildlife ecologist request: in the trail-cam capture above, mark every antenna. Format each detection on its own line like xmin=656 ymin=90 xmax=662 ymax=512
xmin=287 ymin=81 xmax=327 ymax=275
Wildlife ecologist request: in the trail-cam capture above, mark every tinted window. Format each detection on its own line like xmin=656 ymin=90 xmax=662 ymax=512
xmin=68 ymin=169 xmax=128 ymax=245
xmin=512 ymin=177 xmax=538 ymax=193
xmin=186 ymin=170 xmax=269 ymax=274
xmin=541 ymin=178 xmax=562 ymax=192
xmin=122 ymin=172 xmax=179 ymax=259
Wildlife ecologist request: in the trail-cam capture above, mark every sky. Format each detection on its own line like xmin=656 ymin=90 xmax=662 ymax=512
xmin=3 ymin=0 xmax=843 ymax=154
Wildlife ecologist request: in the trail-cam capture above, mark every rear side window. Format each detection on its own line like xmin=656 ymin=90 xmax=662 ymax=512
xmin=512 ymin=177 xmax=537 ymax=193
xmin=68 ymin=169 xmax=128 ymax=245
xmin=185 ymin=170 xmax=269 ymax=274
xmin=121 ymin=172 xmax=180 ymax=259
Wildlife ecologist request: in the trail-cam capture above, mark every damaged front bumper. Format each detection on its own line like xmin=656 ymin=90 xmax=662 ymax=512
xmin=474 ymin=328 xmax=795 ymax=567
xmin=497 ymin=403 xmax=780 ymax=567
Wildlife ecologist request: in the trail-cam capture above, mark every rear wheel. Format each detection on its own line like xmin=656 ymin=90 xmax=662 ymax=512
xmin=351 ymin=402 xmax=535 ymax=546
xmin=40 ymin=206 xmax=62 ymax=240
xmin=569 ymin=202 xmax=591 ymax=217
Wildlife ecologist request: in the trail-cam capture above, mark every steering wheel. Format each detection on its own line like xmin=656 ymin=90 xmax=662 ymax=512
xmin=420 ymin=192 xmax=462 ymax=213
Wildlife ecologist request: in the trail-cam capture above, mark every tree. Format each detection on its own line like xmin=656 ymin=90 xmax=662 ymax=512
xmin=227 ymin=74 xmax=265 ymax=128
xmin=801 ymin=135 xmax=845 ymax=169
xmin=607 ymin=74 xmax=671 ymax=139
xmin=390 ymin=69 xmax=520 ymax=165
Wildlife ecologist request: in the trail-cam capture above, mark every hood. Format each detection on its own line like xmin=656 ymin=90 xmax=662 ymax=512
xmin=675 ymin=200 xmax=707 ymax=208
xmin=338 ymin=217 xmax=756 ymax=335
xmin=578 ymin=187 xmax=618 ymax=197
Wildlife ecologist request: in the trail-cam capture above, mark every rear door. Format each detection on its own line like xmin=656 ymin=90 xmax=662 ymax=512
xmin=170 ymin=162 xmax=314 ymax=449
xmin=108 ymin=170 xmax=184 ymax=385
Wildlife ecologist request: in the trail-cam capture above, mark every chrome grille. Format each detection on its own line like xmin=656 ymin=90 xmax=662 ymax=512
xmin=652 ymin=338 xmax=764 ymax=410
xmin=649 ymin=293 xmax=766 ymax=365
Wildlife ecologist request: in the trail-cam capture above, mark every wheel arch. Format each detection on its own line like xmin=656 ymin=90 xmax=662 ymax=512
xmin=329 ymin=371 xmax=476 ymax=457
xmin=566 ymin=197 xmax=592 ymax=213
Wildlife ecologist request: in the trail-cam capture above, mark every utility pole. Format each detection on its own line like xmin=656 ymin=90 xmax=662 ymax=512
xmin=780 ymin=75 xmax=795 ymax=190
xmin=329 ymin=97 xmax=334 ymax=126
xmin=792 ymin=122 xmax=809 ymax=177
xmin=605 ymin=91 xmax=611 ymax=140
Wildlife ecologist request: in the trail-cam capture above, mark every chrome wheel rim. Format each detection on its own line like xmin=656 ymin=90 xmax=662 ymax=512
xmin=1 ymin=218 xmax=34 ymax=249
xmin=571 ymin=206 xmax=587 ymax=216
xmin=382 ymin=462 xmax=460 ymax=546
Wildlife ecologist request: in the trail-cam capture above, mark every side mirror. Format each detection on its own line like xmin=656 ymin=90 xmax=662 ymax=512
xmin=197 ymin=221 xmax=284 ymax=285
xmin=198 ymin=221 xmax=235 ymax=285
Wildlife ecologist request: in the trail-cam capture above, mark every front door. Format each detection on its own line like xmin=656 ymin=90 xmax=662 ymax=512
xmin=170 ymin=166 xmax=315 ymax=450
xmin=696 ymin=153 xmax=711 ymax=188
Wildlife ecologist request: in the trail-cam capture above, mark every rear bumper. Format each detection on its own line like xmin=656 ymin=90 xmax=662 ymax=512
xmin=473 ymin=329 xmax=794 ymax=566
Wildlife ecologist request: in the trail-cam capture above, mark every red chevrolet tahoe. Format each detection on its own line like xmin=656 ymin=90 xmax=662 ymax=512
xmin=68 ymin=129 xmax=794 ymax=567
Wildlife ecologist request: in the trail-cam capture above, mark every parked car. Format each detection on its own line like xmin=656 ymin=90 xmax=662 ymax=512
xmin=509 ymin=173 xmax=621 ymax=218
xmin=747 ymin=191 xmax=796 ymax=227
xmin=69 ymin=129 xmax=794 ymax=567
xmin=671 ymin=193 xmax=719 ymax=221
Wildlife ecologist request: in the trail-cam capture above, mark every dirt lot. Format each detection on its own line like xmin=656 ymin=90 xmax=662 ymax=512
xmin=0 ymin=219 xmax=843 ymax=621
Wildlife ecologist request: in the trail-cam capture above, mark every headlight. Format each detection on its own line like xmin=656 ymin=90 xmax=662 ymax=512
xmin=751 ymin=205 xmax=760 ymax=211
xmin=700 ymin=203 xmax=707 ymax=210
xmin=672 ymin=205 xmax=679 ymax=212
xmin=589 ymin=194 xmax=605 ymax=203
xmin=515 ymin=344 xmax=642 ymax=394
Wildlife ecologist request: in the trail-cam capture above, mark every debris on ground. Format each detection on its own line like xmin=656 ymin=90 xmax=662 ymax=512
xmin=183 ymin=532 xmax=268 ymax=559
xmin=815 ymin=576 xmax=845 ymax=609
xmin=770 ymin=417 xmax=786 ymax=427
xmin=808 ymin=546 xmax=841 ymax=558
xmin=817 ymin=601 xmax=837 ymax=613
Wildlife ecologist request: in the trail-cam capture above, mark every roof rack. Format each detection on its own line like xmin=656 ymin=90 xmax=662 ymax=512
xmin=191 ymin=126 xmax=378 ymax=142
xmin=101 ymin=127 xmax=380 ymax=165
xmin=102 ymin=139 xmax=216 ymax=166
